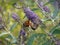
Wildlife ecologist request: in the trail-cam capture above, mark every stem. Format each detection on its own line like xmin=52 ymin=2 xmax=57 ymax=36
xmin=17 ymin=31 xmax=21 ymax=45
xmin=4 ymin=27 xmax=15 ymax=40
xmin=35 ymin=0 xmax=43 ymax=11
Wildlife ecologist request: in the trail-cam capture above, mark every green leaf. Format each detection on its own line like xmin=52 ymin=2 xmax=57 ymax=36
xmin=50 ymin=24 xmax=60 ymax=34
xmin=44 ymin=0 xmax=55 ymax=5
xmin=10 ymin=22 xmax=18 ymax=32
xmin=7 ymin=14 xmax=11 ymax=24
xmin=44 ymin=2 xmax=52 ymax=6
xmin=5 ymin=38 xmax=12 ymax=45
xmin=0 ymin=32 xmax=16 ymax=40
xmin=11 ymin=39 xmax=17 ymax=44
xmin=52 ymin=8 xmax=59 ymax=19
xmin=27 ymin=33 xmax=46 ymax=45
xmin=0 ymin=32 xmax=9 ymax=37
xmin=42 ymin=39 xmax=53 ymax=45
xmin=49 ymin=0 xmax=55 ymax=2
xmin=4 ymin=33 xmax=17 ymax=44
xmin=32 ymin=8 xmax=39 ymax=11
xmin=52 ymin=28 xmax=60 ymax=34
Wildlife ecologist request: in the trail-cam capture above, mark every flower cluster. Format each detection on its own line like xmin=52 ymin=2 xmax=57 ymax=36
xmin=20 ymin=28 xmax=26 ymax=36
xmin=12 ymin=13 xmax=20 ymax=22
xmin=39 ymin=2 xmax=50 ymax=13
xmin=43 ymin=6 xmax=50 ymax=13
xmin=23 ymin=7 xmax=43 ymax=30
xmin=23 ymin=7 xmax=42 ymax=25
xmin=19 ymin=28 xmax=27 ymax=45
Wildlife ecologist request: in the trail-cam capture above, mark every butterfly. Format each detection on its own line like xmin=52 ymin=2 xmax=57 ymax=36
xmin=23 ymin=20 xmax=38 ymax=30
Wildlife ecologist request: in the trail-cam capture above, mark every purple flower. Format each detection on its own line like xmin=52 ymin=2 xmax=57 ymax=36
xmin=38 ymin=2 xmax=50 ymax=13
xmin=12 ymin=13 xmax=20 ymax=22
xmin=20 ymin=29 xmax=26 ymax=36
xmin=23 ymin=7 xmax=45 ymax=30
xmin=43 ymin=6 xmax=50 ymax=12
xmin=23 ymin=7 xmax=42 ymax=24
xmin=23 ymin=7 xmax=46 ymax=30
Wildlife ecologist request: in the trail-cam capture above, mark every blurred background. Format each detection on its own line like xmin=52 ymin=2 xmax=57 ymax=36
xmin=0 ymin=0 xmax=60 ymax=45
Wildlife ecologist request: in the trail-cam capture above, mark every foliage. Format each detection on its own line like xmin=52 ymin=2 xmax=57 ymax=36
xmin=0 ymin=0 xmax=60 ymax=45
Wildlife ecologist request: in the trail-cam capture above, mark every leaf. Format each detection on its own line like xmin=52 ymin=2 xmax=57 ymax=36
xmin=49 ymin=0 xmax=55 ymax=2
xmin=32 ymin=8 xmax=39 ymax=11
xmin=5 ymin=38 xmax=12 ymax=45
xmin=0 ymin=32 xmax=9 ymax=37
xmin=27 ymin=33 xmax=46 ymax=45
xmin=44 ymin=2 xmax=52 ymax=6
xmin=7 ymin=14 xmax=11 ymax=24
xmin=0 ymin=32 xmax=16 ymax=40
xmin=50 ymin=24 xmax=60 ymax=34
xmin=52 ymin=28 xmax=60 ymax=34
xmin=10 ymin=22 xmax=18 ymax=32
xmin=11 ymin=39 xmax=17 ymax=44
xmin=2 ymin=33 xmax=17 ymax=44
xmin=42 ymin=39 xmax=53 ymax=45
xmin=44 ymin=0 xmax=55 ymax=5
xmin=5 ymin=34 xmax=17 ymax=44
xmin=52 ymin=8 xmax=59 ymax=19
xmin=6 ymin=35 xmax=13 ymax=39
xmin=6 ymin=35 xmax=17 ymax=44
xmin=8 ymin=0 xmax=19 ymax=5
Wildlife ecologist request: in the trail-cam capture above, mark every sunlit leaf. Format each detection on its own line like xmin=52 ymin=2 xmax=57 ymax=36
xmin=10 ymin=22 xmax=18 ymax=32
xmin=0 ymin=32 xmax=9 ymax=37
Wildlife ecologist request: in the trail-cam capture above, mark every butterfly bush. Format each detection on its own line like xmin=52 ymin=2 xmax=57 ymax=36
xmin=12 ymin=13 xmax=20 ymax=22
xmin=0 ymin=0 xmax=60 ymax=45
xmin=17 ymin=28 xmax=27 ymax=45
xmin=38 ymin=1 xmax=50 ymax=13
xmin=23 ymin=7 xmax=42 ymax=25
xmin=20 ymin=28 xmax=26 ymax=36
xmin=43 ymin=6 xmax=50 ymax=12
